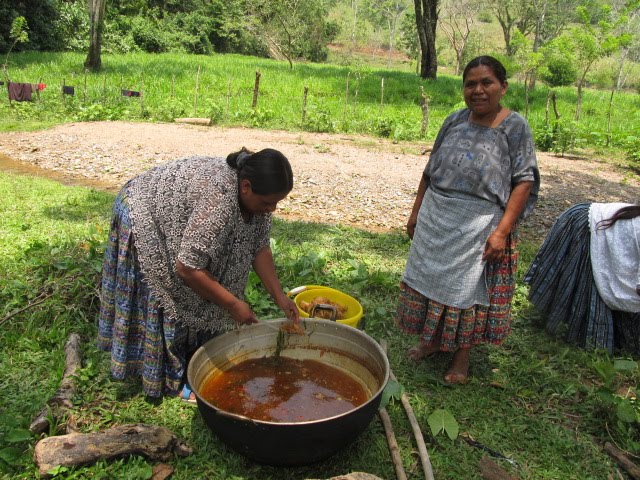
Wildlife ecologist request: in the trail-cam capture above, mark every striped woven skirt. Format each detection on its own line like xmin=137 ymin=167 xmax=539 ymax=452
xmin=395 ymin=230 xmax=519 ymax=351
xmin=97 ymin=190 xmax=212 ymax=397
xmin=524 ymin=203 xmax=640 ymax=354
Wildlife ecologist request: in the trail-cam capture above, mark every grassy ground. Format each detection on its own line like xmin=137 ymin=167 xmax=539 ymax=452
xmin=1 ymin=170 xmax=639 ymax=479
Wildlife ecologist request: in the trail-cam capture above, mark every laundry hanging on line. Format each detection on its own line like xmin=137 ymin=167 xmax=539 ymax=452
xmin=121 ymin=89 xmax=141 ymax=97
xmin=8 ymin=82 xmax=32 ymax=101
xmin=7 ymin=82 xmax=47 ymax=102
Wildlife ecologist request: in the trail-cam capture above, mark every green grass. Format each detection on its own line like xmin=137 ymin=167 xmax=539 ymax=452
xmin=1 ymin=51 xmax=639 ymax=159
xmin=1 ymin=171 xmax=640 ymax=479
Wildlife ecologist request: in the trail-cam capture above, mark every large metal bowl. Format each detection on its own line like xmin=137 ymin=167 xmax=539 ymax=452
xmin=187 ymin=318 xmax=389 ymax=466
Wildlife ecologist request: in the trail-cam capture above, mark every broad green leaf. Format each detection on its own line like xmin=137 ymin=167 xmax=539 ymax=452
xmin=596 ymin=388 xmax=616 ymax=404
xmin=379 ymin=379 xmax=404 ymax=409
xmin=428 ymin=409 xmax=459 ymax=440
xmin=616 ymin=401 xmax=638 ymax=423
xmin=47 ymin=465 xmax=70 ymax=476
xmin=5 ymin=428 xmax=32 ymax=443
xmin=614 ymin=359 xmax=638 ymax=372
xmin=0 ymin=446 xmax=24 ymax=465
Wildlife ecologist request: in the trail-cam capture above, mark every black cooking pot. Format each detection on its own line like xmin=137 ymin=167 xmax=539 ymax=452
xmin=186 ymin=318 xmax=389 ymax=466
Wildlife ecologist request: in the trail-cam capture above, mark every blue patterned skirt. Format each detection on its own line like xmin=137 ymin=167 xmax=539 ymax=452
xmin=524 ymin=203 xmax=640 ymax=355
xmin=97 ymin=190 xmax=214 ymax=397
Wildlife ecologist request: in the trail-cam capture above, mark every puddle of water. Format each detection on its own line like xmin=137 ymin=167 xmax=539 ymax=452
xmin=0 ymin=153 xmax=119 ymax=192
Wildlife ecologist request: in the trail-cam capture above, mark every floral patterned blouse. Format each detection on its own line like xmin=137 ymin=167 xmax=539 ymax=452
xmin=126 ymin=156 xmax=271 ymax=333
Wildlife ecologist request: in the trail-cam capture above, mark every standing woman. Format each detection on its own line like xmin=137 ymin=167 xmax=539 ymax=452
xmin=395 ymin=56 xmax=539 ymax=384
xmin=98 ymin=148 xmax=299 ymax=398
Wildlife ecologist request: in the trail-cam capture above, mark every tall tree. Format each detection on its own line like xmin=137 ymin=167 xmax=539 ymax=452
xmin=510 ymin=28 xmax=544 ymax=117
xmin=439 ymin=0 xmax=479 ymax=75
xmin=414 ymin=0 xmax=438 ymax=78
xmin=527 ymin=0 xmax=575 ymax=90
xmin=247 ymin=0 xmax=336 ymax=68
xmin=487 ymin=0 xmax=535 ymax=55
xmin=561 ymin=4 xmax=628 ymax=120
xmin=85 ymin=0 xmax=106 ymax=71
xmin=367 ymin=0 xmax=409 ymax=67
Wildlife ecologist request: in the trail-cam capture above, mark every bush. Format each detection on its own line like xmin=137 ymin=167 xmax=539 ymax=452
xmin=623 ymin=135 xmax=640 ymax=172
xmin=304 ymin=105 xmax=336 ymax=133
xmin=130 ymin=17 xmax=169 ymax=53
xmin=541 ymin=55 xmax=577 ymax=87
xmin=165 ymin=12 xmax=214 ymax=55
xmin=55 ymin=1 xmax=89 ymax=51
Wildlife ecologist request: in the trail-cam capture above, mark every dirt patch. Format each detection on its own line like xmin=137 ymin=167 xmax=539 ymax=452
xmin=1 ymin=121 xmax=639 ymax=244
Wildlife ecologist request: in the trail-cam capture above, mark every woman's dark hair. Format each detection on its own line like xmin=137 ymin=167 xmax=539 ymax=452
xmin=462 ymin=56 xmax=507 ymax=84
xmin=227 ymin=147 xmax=294 ymax=195
xmin=597 ymin=205 xmax=640 ymax=230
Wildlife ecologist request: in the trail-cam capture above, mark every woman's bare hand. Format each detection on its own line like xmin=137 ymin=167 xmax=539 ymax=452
xmin=406 ymin=212 xmax=418 ymax=239
xmin=275 ymin=293 xmax=300 ymax=324
xmin=228 ymin=299 xmax=258 ymax=326
xmin=482 ymin=231 xmax=507 ymax=263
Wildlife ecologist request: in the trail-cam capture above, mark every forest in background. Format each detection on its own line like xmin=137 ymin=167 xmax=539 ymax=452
xmin=1 ymin=0 xmax=640 ymax=91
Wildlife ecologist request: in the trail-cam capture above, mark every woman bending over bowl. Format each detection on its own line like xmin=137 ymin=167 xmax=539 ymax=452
xmin=98 ymin=148 xmax=299 ymax=398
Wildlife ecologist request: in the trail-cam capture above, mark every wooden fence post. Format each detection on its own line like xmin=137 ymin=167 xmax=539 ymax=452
xmin=140 ymin=71 xmax=145 ymax=114
xmin=226 ymin=78 xmax=231 ymax=118
xmin=171 ymin=75 xmax=175 ymax=99
xmin=83 ymin=69 xmax=88 ymax=103
xmin=380 ymin=77 xmax=384 ymax=107
xmin=545 ymin=91 xmax=550 ymax=126
xmin=252 ymin=70 xmax=261 ymax=109
xmin=194 ymin=64 xmax=201 ymax=115
xmin=343 ymin=72 xmax=350 ymax=122
xmin=302 ymin=86 xmax=309 ymax=125
xmin=420 ymin=86 xmax=429 ymax=137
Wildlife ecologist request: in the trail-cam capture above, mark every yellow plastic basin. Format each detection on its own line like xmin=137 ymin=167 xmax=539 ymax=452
xmin=290 ymin=285 xmax=363 ymax=328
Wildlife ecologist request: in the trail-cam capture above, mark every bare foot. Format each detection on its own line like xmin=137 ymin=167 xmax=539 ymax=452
xmin=444 ymin=348 xmax=470 ymax=384
xmin=406 ymin=342 xmax=440 ymax=362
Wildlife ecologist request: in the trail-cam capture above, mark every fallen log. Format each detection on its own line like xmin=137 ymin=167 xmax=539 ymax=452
xmin=33 ymin=424 xmax=192 ymax=477
xmin=604 ymin=442 xmax=640 ymax=480
xmin=174 ymin=117 xmax=211 ymax=126
xmin=30 ymin=333 xmax=82 ymax=434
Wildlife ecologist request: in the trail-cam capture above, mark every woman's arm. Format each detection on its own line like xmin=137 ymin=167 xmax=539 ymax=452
xmin=482 ymin=181 xmax=533 ymax=263
xmin=175 ymin=260 xmax=258 ymax=325
xmin=253 ymin=246 xmax=299 ymax=322
xmin=407 ymin=174 xmax=430 ymax=239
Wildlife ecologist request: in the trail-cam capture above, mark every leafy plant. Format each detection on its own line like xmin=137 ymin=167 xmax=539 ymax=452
xmin=622 ymin=135 xmax=640 ymax=172
xmin=3 ymin=16 xmax=29 ymax=69
xmin=592 ymin=356 xmax=639 ymax=425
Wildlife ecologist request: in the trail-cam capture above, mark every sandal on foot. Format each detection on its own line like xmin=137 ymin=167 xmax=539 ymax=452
xmin=179 ymin=384 xmax=197 ymax=404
